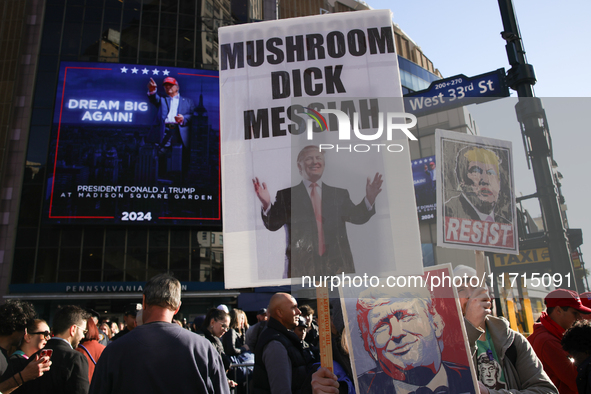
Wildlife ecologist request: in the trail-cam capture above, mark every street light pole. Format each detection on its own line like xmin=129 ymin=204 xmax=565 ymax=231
xmin=497 ymin=0 xmax=577 ymax=290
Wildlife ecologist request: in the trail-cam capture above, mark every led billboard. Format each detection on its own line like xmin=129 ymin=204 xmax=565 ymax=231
xmin=412 ymin=155 xmax=437 ymax=221
xmin=44 ymin=62 xmax=220 ymax=226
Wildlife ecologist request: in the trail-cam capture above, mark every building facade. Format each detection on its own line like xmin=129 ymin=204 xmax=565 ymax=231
xmin=0 ymin=0 xmax=448 ymax=321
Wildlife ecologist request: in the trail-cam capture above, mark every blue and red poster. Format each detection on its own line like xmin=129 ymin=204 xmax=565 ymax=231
xmin=44 ymin=61 xmax=221 ymax=226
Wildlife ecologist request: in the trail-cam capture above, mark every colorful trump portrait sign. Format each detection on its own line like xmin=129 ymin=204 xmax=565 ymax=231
xmin=219 ymin=10 xmax=424 ymax=288
xmin=340 ymin=265 xmax=478 ymax=394
xmin=44 ymin=61 xmax=221 ymax=226
xmin=436 ymin=129 xmax=518 ymax=254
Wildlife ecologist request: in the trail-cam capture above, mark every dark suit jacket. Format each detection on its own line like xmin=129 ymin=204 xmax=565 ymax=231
xmin=444 ymin=194 xmax=510 ymax=224
xmin=358 ymin=361 xmax=476 ymax=394
xmin=21 ymin=338 xmax=89 ymax=394
xmin=262 ymin=182 xmax=375 ymax=277
xmin=148 ymin=93 xmax=195 ymax=148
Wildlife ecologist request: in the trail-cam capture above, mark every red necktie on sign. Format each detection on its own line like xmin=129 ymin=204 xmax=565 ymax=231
xmin=310 ymin=183 xmax=326 ymax=256
xmin=485 ymin=215 xmax=494 ymax=222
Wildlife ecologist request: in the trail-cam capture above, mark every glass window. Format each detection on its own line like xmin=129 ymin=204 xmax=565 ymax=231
xmin=57 ymin=270 xmax=79 ymax=282
xmin=15 ymin=228 xmax=38 ymax=249
xmin=35 ymin=248 xmax=58 ymax=283
xmin=17 ymin=185 xmax=42 ymax=226
xmin=80 ymin=270 xmax=101 ymax=281
xmin=103 ymin=7 xmax=121 ymax=24
xmin=80 ymin=23 xmax=102 ymax=57
xmin=59 ymin=248 xmax=81 ymax=271
xmin=211 ymin=233 xmax=215 ymax=243
xmin=30 ymin=108 xmax=53 ymax=127
xmin=160 ymin=13 xmax=177 ymax=28
xmin=179 ymin=1 xmax=195 ymax=15
xmin=172 ymin=270 xmax=189 ymax=281
xmin=138 ymin=26 xmax=158 ymax=60
xmin=12 ymin=249 xmax=36 ymax=284
xmin=190 ymin=247 xmax=201 ymax=281
xmin=170 ymin=229 xmax=189 ymax=248
xmin=104 ymin=269 xmax=124 ymax=281
xmin=148 ymin=230 xmax=168 ymax=271
xmin=82 ymin=229 xmax=104 ymax=271
xmin=126 ymin=229 xmax=147 ymax=280
xmin=62 ymin=22 xmax=83 ymax=55
xmin=170 ymin=249 xmax=189 ymax=271
xmin=160 ymin=0 xmax=178 ymax=14
xmin=40 ymin=21 xmax=63 ymax=54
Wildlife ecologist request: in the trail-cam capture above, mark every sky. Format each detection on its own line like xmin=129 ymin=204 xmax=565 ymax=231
xmin=369 ymin=0 xmax=591 ymax=288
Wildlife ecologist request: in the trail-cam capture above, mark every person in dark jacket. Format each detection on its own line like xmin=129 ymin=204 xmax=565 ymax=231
xmin=198 ymin=308 xmax=232 ymax=370
xmin=0 ymin=300 xmax=50 ymax=393
xmin=223 ymin=309 xmax=248 ymax=356
xmin=21 ymin=305 xmax=90 ymax=394
xmin=196 ymin=308 xmax=237 ymax=390
xmin=75 ymin=318 xmax=105 ymax=383
xmin=252 ymin=292 xmax=314 ymax=394
xmin=563 ymin=320 xmax=591 ymax=394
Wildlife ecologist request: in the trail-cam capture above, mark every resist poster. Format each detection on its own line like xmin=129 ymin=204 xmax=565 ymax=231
xmin=436 ymin=129 xmax=518 ymax=254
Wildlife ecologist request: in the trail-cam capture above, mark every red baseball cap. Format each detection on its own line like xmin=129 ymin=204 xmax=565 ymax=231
xmin=163 ymin=77 xmax=178 ymax=86
xmin=545 ymin=289 xmax=591 ymax=313
xmin=579 ymin=292 xmax=591 ymax=309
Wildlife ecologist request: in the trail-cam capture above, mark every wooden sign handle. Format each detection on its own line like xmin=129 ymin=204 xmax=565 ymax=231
xmin=316 ymin=286 xmax=333 ymax=372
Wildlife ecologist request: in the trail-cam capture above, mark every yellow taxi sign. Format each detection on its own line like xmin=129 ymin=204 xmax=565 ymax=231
xmin=493 ymin=247 xmax=550 ymax=267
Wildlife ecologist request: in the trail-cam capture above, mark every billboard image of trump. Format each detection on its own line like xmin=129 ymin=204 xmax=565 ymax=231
xmin=436 ymin=129 xmax=517 ymax=254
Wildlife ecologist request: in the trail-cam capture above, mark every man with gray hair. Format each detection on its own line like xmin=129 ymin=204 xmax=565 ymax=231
xmin=89 ymin=274 xmax=229 ymax=394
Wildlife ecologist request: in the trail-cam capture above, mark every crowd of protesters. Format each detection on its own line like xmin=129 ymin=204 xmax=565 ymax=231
xmin=2 ymin=271 xmax=591 ymax=394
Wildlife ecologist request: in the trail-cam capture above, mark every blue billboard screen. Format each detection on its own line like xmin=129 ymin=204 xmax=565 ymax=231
xmin=412 ymin=155 xmax=436 ymax=221
xmin=44 ymin=62 xmax=221 ymax=226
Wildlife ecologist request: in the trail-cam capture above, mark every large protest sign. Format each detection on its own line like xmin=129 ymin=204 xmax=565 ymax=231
xmin=219 ymin=10 xmax=423 ymax=288
xmin=436 ymin=129 xmax=518 ymax=254
xmin=45 ymin=62 xmax=221 ymax=226
xmin=340 ymin=265 xmax=479 ymax=394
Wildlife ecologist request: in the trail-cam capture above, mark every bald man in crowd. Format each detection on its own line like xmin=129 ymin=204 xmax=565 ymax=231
xmin=252 ymin=293 xmax=314 ymax=394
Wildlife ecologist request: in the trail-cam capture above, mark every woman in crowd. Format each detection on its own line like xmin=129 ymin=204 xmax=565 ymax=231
xmin=199 ymin=308 xmax=231 ymax=368
xmin=198 ymin=308 xmax=237 ymax=389
xmin=75 ymin=317 xmax=105 ymax=382
xmin=11 ymin=319 xmax=50 ymax=359
xmin=222 ymin=309 xmax=255 ymax=393
xmin=99 ymin=322 xmax=112 ymax=339
xmin=8 ymin=318 xmax=51 ymax=377
xmin=222 ymin=309 xmax=248 ymax=356
xmin=110 ymin=322 xmax=119 ymax=336
xmin=239 ymin=310 xmax=249 ymax=333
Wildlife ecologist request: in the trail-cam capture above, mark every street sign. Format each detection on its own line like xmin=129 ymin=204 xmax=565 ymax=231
xmin=404 ymin=68 xmax=509 ymax=117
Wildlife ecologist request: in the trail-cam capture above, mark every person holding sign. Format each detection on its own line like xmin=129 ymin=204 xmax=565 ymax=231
xmin=253 ymin=145 xmax=382 ymax=278
xmin=445 ymin=146 xmax=510 ymax=224
xmin=453 ymin=265 xmax=557 ymax=394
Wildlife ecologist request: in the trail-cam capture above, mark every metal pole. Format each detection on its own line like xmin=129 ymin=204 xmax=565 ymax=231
xmin=497 ymin=0 xmax=577 ymax=290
